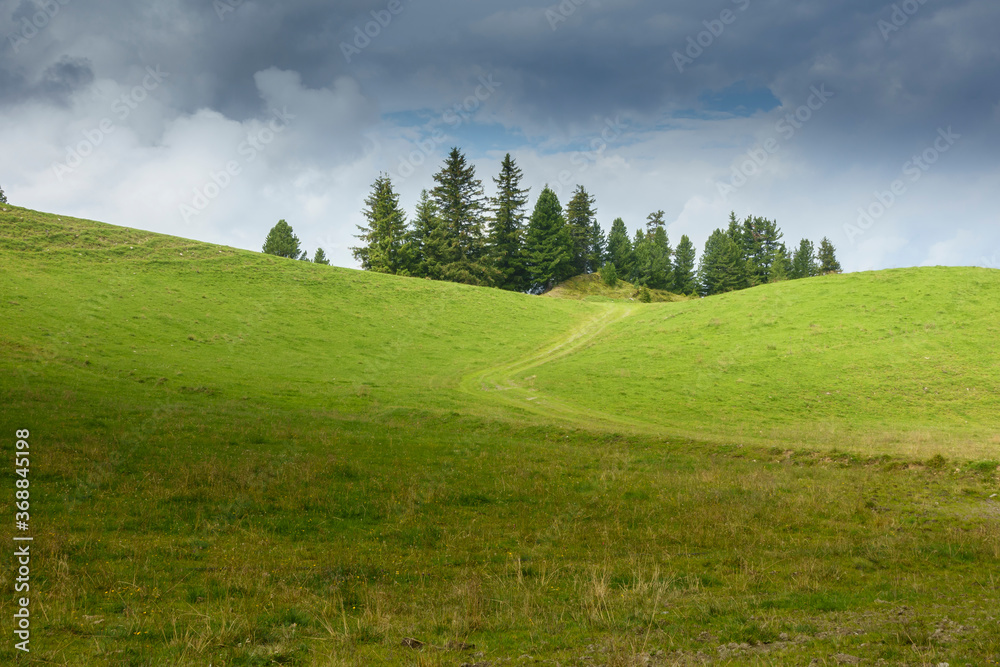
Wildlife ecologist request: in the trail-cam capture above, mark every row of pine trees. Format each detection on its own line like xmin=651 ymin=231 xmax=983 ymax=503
xmin=346 ymin=148 xmax=841 ymax=296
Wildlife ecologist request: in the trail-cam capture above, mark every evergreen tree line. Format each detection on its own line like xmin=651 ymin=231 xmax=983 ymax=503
xmin=696 ymin=213 xmax=842 ymax=296
xmin=308 ymin=147 xmax=842 ymax=296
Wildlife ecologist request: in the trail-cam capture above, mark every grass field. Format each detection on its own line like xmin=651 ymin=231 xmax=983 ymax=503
xmin=0 ymin=206 xmax=998 ymax=665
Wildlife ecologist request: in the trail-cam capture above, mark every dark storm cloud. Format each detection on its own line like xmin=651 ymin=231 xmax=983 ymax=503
xmin=2 ymin=0 xmax=997 ymax=272
xmin=5 ymin=0 xmax=996 ymax=153
xmin=0 ymin=55 xmax=93 ymax=106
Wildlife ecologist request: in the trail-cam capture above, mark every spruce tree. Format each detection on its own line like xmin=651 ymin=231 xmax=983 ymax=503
xmin=407 ymin=190 xmax=446 ymax=279
xmin=431 ymin=148 xmax=493 ymax=285
xmin=740 ymin=215 xmax=783 ymax=285
xmin=698 ymin=229 xmax=744 ymax=296
xmin=352 ymin=173 xmax=408 ymax=274
xmin=313 ymin=248 xmax=330 ymax=265
xmin=606 ymin=218 xmax=633 ymax=279
xmin=588 ymin=218 xmax=606 ymax=273
xmin=817 ymin=237 xmax=842 ymax=274
xmin=262 ymin=219 xmax=302 ymax=259
xmin=0 ymin=185 xmax=6 ymax=204
xmin=724 ymin=211 xmax=750 ymax=290
xmin=524 ymin=186 xmax=574 ymax=293
xmin=487 ymin=154 xmax=530 ymax=291
xmin=790 ymin=238 xmax=818 ymax=279
xmin=645 ymin=211 xmax=673 ymax=290
xmin=565 ymin=185 xmax=597 ymax=276
xmin=770 ymin=243 xmax=792 ymax=282
xmin=631 ymin=229 xmax=650 ymax=285
xmin=673 ymin=235 xmax=697 ymax=295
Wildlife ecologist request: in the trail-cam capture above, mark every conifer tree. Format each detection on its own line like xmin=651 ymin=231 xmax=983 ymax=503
xmin=740 ymin=215 xmax=784 ymax=285
xmin=698 ymin=229 xmax=744 ymax=296
xmin=817 ymin=237 xmax=842 ymax=274
xmin=588 ymin=218 xmax=606 ymax=273
xmin=644 ymin=211 xmax=673 ymax=290
xmin=262 ymin=219 xmax=302 ymax=259
xmin=524 ymin=186 xmax=574 ymax=292
xmin=407 ymin=190 xmax=446 ymax=279
xmin=631 ymin=229 xmax=649 ymax=285
xmin=0 ymin=185 xmax=6 ymax=204
xmin=724 ymin=212 xmax=750 ymax=290
xmin=487 ymin=154 xmax=530 ymax=291
xmin=352 ymin=173 xmax=408 ymax=274
xmin=606 ymin=218 xmax=633 ymax=279
xmin=790 ymin=238 xmax=818 ymax=279
xmin=431 ymin=148 xmax=492 ymax=285
xmin=770 ymin=243 xmax=792 ymax=282
xmin=673 ymin=234 xmax=698 ymax=295
xmin=313 ymin=248 xmax=330 ymax=265
xmin=565 ymin=185 xmax=597 ymax=276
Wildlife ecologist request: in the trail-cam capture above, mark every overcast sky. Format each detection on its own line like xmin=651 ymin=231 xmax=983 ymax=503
xmin=2 ymin=0 xmax=999 ymax=272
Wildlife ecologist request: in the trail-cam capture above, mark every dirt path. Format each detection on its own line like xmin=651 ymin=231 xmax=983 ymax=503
xmin=459 ymin=303 xmax=657 ymax=433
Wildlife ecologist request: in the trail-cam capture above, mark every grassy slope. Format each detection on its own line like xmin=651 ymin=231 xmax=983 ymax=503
xmin=1 ymin=207 xmax=998 ymax=665
xmin=533 ymin=268 xmax=1000 ymax=458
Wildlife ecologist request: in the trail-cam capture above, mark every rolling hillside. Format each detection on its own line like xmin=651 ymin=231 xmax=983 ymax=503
xmin=2 ymin=207 xmax=996 ymax=457
xmin=1 ymin=207 xmax=998 ymax=665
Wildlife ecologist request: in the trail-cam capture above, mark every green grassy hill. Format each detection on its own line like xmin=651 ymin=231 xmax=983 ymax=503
xmin=1 ymin=207 xmax=999 ymax=665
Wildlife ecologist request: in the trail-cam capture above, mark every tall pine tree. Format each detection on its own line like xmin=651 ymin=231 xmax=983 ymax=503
xmin=524 ymin=186 xmax=574 ymax=293
xmin=645 ymin=211 xmax=673 ymax=290
xmin=724 ymin=212 xmax=750 ymax=290
xmin=431 ymin=148 xmax=493 ymax=285
xmin=770 ymin=243 xmax=792 ymax=282
xmin=606 ymin=218 xmax=633 ymax=279
xmin=699 ymin=229 xmax=744 ymax=296
xmin=588 ymin=218 xmax=607 ymax=273
xmin=487 ymin=154 xmax=530 ymax=291
xmin=631 ymin=228 xmax=649 ymax=285
xmin=406 ymin=190 xmax=444 ymax=279
xmin=817 ymin=237 xmax=842 ymax=274
xmin=790 ymin=239 xmax=818 ymax=279
xmin=673 ymin=234 xmax=697 ymax=295
xmin=565 ymin=185 xmax=597 ymax=276
xmin=740 ymin=215 xmax=784 ymax=286
xmin=353 ymin=173 xmax=408 ymax=274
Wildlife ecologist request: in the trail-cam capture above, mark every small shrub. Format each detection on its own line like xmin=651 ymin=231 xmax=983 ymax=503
xmin=601 ymin=262 xmax=618 ymax=287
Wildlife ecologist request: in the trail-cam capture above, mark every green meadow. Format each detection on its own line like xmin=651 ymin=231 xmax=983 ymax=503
xmin=1 ymin=206 xmax=998 ymax=665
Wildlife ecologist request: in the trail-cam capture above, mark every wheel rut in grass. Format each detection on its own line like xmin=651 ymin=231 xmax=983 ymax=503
xmin=460 ymin=303 xmax=655 ymax=432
